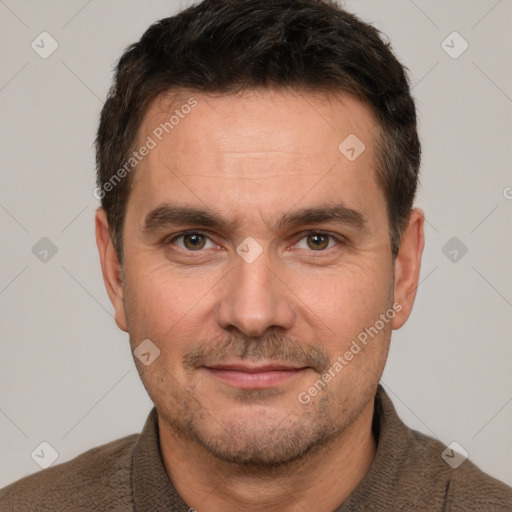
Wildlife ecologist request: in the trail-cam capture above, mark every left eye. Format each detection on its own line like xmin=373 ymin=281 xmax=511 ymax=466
xmin=171 ymin=232 xmax=216 ymax=251
xmin=296 ymin=233 xmax=338 ymax=251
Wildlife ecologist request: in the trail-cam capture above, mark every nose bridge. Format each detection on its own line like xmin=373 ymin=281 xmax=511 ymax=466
xmin=216 ymin=247 xmax=294 ymax=336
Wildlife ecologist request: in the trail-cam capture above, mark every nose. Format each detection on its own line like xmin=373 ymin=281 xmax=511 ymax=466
xmin=215 ymin=248 xmax=295 ymax=338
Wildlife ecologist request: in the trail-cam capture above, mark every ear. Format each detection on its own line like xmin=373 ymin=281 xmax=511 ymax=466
xmin=392 ymin=208 xmax=425 ymax=330
xmin=95 ymin=208 xmax=128 ymax=332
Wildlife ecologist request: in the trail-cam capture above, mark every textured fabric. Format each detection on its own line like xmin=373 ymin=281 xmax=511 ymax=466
xmin=1 ymin=386 xmax=511 ymax=511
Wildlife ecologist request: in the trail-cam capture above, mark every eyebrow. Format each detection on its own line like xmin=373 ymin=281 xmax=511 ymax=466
xmin=143 ymin=205 xmax=236 ymax=233
xmin=274 ymin=203 xmax=366 ymax=231
xmin=142 ymin=202 xmax=367 ymax=234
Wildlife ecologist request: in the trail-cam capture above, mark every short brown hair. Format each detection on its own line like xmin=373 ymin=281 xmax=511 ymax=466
xmin=96 ymin=0 xmax=420 ymax=262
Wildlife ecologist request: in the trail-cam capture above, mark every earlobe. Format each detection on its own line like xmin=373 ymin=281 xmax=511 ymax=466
xmin=391 ymin=208 xmax=425 ymax=330
xmin=95 ymin=208 xmax=128 ymax=332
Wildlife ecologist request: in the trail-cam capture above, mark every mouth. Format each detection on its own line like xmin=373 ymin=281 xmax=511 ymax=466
xmin=202 ymin=362 xmax=310 ymax=389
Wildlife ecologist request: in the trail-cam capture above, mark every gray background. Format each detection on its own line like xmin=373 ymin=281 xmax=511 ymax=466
xmin=1 ymin=0 xmax=511 ymax=488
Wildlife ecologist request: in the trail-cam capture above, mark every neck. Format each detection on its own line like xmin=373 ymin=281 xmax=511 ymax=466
xmin=158 ymin=399 xmax=377 ymax=512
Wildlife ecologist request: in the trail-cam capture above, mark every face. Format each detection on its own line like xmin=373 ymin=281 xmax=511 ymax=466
xmin=96 ymin=88 xmax=423 ymax=467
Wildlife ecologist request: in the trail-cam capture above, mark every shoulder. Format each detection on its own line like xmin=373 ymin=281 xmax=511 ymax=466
xmin=0 ymin=433 xmax=139 ymax=512
xmin=406 ymin=428 xmax=512 ymax=511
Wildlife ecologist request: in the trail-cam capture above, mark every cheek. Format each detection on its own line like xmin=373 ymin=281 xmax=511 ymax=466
xmin=124 ymin=266 xmax=210 ymax=390
xmin=123 ymin=260 xmax=181 ymax=339
xmin=294 ymin=262 xmax=392 ymax=340
xmin=123 ymin=257 xmax=220 ymax=351
xmin=313 ymin=275 xmax=393 ymax=386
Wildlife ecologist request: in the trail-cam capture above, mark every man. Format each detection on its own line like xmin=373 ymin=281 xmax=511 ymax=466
xmin=1 ymin=0 xmax=510 ymax=510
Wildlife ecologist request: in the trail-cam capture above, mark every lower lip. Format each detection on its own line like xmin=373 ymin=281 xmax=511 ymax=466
xmin=205 ymin=368 xmax=308 ymax=389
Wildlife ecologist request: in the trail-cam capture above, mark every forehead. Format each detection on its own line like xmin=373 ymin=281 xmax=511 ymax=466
xmin=128 ymin=88 xmax=384 ymax=226
xmin=139 ymin=87 xmax=377 ymax=156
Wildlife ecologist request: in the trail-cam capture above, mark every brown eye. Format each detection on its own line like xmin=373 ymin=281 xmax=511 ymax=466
xmin=306 ymin=233 xmax=330 ymax=250
xmin=183 ymin=233 xmax=206 ymax=250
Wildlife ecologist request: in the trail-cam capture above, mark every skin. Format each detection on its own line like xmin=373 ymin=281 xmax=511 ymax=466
xmin=96 ymin=88 xmax=424 ymax=512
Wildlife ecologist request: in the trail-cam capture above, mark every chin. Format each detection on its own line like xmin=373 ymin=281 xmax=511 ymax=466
xmin=180 ymin=401 xmax=342 ymax=468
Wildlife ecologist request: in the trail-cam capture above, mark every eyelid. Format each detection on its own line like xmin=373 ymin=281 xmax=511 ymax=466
xmin=167 ymin=229 xmax=208 ymax=242
xmin=164 ymin=229 xmax=346 ymax=251
xmin=293 ymin=230 xmax=346 ymax=251
xmin=166 ymin=230 xmax=217 ymax=250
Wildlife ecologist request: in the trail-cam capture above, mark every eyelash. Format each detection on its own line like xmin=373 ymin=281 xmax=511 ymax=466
xmin=167 ymin=230 xmax=215 ymax=251
xmin=166 ymin=230 xmax=345 ymax=253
